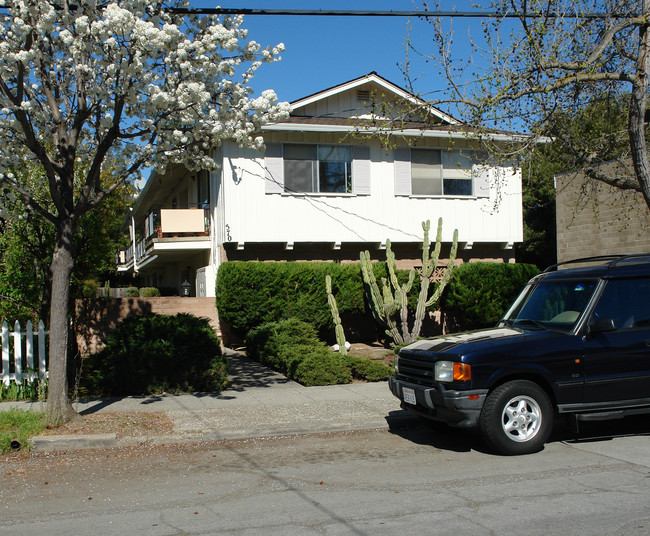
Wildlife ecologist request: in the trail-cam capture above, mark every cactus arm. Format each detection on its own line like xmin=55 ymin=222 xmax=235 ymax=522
xmin=410 ymin=221 xmax=458 ymax=342
xmin=426 ymin=228 xmax=459 ymax=308
xmin=325 ymin=275 xmax=347 ymax=355
xmin=360 ymin=250 xmax=385 ymax=326
xmin=360 ymin=220 xmax=456 ymax=346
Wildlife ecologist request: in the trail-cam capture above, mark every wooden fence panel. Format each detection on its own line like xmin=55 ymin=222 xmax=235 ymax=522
xmin=0 ymin=320 xmax=49 ymax=384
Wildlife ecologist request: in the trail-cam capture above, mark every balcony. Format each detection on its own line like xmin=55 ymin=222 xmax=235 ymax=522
xmin=116 ymin=205 xmax=211 ymax=270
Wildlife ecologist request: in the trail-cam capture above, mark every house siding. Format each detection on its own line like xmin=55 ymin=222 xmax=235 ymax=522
xmin=218 ymin=140 xmax=522 ymax=252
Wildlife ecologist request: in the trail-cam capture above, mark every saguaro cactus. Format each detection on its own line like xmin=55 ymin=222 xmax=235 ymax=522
xmin=325 ymin=274 xmax=347 ymax=355
xmin=360 ymin=218 xmax=458 ymax=345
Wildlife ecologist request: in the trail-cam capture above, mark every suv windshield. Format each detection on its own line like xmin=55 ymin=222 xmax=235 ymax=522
xmin=501 ymin=279 xmax=598 ymax=330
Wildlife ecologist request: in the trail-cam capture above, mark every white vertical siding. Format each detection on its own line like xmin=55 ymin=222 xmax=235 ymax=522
xmin=219 ymin=142 xmax=523 ymax=247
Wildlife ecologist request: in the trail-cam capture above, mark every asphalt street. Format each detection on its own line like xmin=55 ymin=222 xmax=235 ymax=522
xmin=0 ymin=420 xmax=648 ymax=535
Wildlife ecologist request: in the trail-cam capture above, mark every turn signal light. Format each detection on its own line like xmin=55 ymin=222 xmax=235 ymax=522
xmin=453 ymin=362 xmax=472 ymax=381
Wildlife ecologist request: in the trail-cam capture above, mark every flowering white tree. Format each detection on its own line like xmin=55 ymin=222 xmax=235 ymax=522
xmin=0 ymin=0 xmax=289 ymax=423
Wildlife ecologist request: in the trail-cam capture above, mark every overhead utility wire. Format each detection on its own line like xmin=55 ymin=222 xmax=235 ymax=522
xmin=0 ymin=5 xmax=629 ymax=18
xmin=167 ymin=8 xmax=629 ymax=19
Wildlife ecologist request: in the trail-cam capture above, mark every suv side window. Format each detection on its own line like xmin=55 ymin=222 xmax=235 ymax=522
xmin=591 ymin=278 xmax=650 ymax=330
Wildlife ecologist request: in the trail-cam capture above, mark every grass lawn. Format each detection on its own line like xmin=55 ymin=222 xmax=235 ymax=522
xmin=0 ymin=409 xmax=47 ymax=453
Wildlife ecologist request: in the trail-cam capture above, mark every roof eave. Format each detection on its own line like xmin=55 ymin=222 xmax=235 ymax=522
xmin=262 ymin=122 xmax=533 ymax=142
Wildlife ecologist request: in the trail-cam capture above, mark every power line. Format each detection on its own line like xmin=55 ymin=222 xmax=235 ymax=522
xmin=0 ymin=5 xmax=630 ymax=19
xmin=167 ymin=8 xmax=630 ymax=19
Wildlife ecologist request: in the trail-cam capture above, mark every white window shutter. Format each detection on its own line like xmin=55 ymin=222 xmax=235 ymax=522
xmin=394 ymin=148 xmax=412 ymax=196
xmin=473 ymin=166 xmax=491 ymax=198
xmin=352 ymin=146 xmax=371 ymax=195
xmin=264 ymin=143 xmax=284 ymax=194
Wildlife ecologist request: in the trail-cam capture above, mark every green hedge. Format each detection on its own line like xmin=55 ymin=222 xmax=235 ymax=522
xmin=440 ymin=262 xmax=540 ymax=331
xmin=139 ymin=287 xmax=161 ymax=297
xmin=245 ymin=318 xmax=393 ymax=386
xmin=80 ymin=313 xmax=227 ymax=396
xmin=216 ymin=261 xmax=417 ymax=341
xmin=125 ymin=286 xmax=139 ymax=297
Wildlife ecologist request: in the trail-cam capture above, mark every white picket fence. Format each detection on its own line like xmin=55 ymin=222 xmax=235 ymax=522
xmin=0 ymin=320 xmax=48 ymax=385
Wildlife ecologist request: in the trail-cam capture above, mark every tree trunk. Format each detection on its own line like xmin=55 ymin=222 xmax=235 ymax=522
xmin=629 ymin=0 xmax=650 ymax=210
xmin=46 ymin=217 xmax=78 ymax=424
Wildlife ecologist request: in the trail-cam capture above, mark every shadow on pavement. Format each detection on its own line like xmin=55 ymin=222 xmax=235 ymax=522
xmin=386 ymin=411 xmax=650 ymax=456
xmin=225 ymin=350 xmax=296 ymax=391
xmin=76 ymin=351 xmax=295 ymax=415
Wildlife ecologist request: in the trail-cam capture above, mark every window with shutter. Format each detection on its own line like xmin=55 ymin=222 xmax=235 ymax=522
xmin=265 ymin=144 xmax=370 ymax=195
xmin=394 ymin=148 xmax=488 ymax=197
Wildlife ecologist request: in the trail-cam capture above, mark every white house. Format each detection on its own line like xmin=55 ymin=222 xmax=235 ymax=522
xmin=116 ymin=72 xmax=524 ymax=296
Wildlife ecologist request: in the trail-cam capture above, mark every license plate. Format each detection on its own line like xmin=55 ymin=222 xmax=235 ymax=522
xmin=402 ymin=387 xmax=416 ymax=405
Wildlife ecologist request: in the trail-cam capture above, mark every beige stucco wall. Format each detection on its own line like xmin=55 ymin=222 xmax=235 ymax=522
xmin=556 ymin=163 xmax=650 ymax=263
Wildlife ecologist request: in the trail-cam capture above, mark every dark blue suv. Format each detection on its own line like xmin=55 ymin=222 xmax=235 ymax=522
xmin=389 ymin=255 xmax=650 ymax=455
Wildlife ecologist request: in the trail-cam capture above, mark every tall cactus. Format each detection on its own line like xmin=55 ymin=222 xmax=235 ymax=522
xmin=360 ymin=218 xmax=458 ymax=345
xmin=325 ymin=274 xmax=347 ymax=355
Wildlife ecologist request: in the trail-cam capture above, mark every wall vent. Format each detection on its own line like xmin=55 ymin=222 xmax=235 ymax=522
xmin=357 ymin=90 xmax=371 ymax=102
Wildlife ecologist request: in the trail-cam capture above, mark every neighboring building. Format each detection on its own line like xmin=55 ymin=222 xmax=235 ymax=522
xmin=116 ymin=72 xmax=524 ymax=296
xmin=555 ymin=160 xmax=650 ymax=263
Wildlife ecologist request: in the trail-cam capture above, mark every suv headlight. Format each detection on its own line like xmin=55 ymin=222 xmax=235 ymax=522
xmin=435 ymin=361 xmax=471 ymax=382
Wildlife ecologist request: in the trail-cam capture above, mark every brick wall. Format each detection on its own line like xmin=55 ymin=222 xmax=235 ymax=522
xmin=556 ymin=163 xmax=650 ymax=263
xmin=75 ymin=297 xmax=220 ymax=356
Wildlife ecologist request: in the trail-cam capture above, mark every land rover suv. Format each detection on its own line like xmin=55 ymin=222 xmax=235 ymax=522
xmin=388 ymin=255 xmax=650 ymax=455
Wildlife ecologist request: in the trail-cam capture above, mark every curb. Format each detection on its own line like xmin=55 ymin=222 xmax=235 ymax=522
xmin=30 ymin=412 xmax=420 ymax=453
xmin=32 ymin=433 xmax=118 ymax=452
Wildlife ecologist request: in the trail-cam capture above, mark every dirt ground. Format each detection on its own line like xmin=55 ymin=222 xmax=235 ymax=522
xmin=38 ymin=412 xmax=174 ymax=438
xmin=347 ymin=342 xmax=393 ymax=362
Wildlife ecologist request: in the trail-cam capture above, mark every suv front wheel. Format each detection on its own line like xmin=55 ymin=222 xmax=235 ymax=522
xmin=478 ymin=380 xmax=553 ymax=455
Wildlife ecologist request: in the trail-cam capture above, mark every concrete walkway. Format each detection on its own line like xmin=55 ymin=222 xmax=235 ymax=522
xmin=6 ymin=350 xmax=415 ymax=452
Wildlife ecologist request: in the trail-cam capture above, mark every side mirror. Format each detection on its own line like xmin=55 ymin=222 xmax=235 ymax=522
xmin=589 ymin=318 xmax=617 ymax=334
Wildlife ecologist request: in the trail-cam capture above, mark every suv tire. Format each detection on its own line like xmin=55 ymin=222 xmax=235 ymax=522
xmin=478 ymin=380 xmax=553 ymax=455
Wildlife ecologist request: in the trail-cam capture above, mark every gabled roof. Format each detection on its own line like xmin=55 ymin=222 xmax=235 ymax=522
xmin=289 ymin=72 xmax=460 ymax=126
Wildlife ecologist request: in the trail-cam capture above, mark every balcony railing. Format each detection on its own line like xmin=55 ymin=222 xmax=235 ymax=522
xmin=116 ymin=205 xmax=210 ymax=268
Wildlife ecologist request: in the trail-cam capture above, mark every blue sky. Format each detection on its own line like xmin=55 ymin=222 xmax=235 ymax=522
xmin=191 ymin=1 xmax=481 ymax=111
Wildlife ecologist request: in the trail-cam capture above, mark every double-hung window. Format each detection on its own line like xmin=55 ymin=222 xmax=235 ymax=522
xmin=265 ymin=143 xmax=370 ymax=195
xmin=395 ymin=148 xmax=489 ymax=198
xmin=411 ymin=149 xmax=473 ymax=196
xmin=284 ymin=144 xmax=352 ymax=194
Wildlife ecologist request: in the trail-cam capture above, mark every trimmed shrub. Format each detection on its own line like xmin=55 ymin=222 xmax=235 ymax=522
xmin=80 ymin=313 xmax=227 ymax=396
xmin=139 ymin=287 xmax=161 ymax=297
xmin=293 ymin=351 xmax=353 ymax=387
xmin=246 ymin=318 xmax=320 ymax=373
xmin=345 ymin=355 xmax=393 ymax=382
xmin=441 ymin=262 xmax=540 ymax=331
xmin=216 ymin=260 xmax=417 ymax=341
xmin=125 ymin=286 xmax=140 ymax=298
xmin=245 ymin=318 xmax=393 ymax=386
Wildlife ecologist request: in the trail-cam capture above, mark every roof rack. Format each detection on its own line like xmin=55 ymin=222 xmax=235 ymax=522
xmin=543 ymin=254 xmax=650 ymax=273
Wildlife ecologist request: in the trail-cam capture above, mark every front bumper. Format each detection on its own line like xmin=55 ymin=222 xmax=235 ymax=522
xmin=388 ymin=376 xmax=488 ymax=428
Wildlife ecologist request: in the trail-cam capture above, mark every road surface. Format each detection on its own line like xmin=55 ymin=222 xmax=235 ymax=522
xmin=0 ymin=418 xmax=648 ymax=535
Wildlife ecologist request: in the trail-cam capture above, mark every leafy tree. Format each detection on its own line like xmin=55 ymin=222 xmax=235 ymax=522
xmin=417 ymin=0 xmax=650 ymax=209
xmin=0 ymin=160 xmax=135 ymax=323
xmin=0 ymin=0 xmax=288 ymax=423
xmin=517 ymin=94 xmax=630 ymax=267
